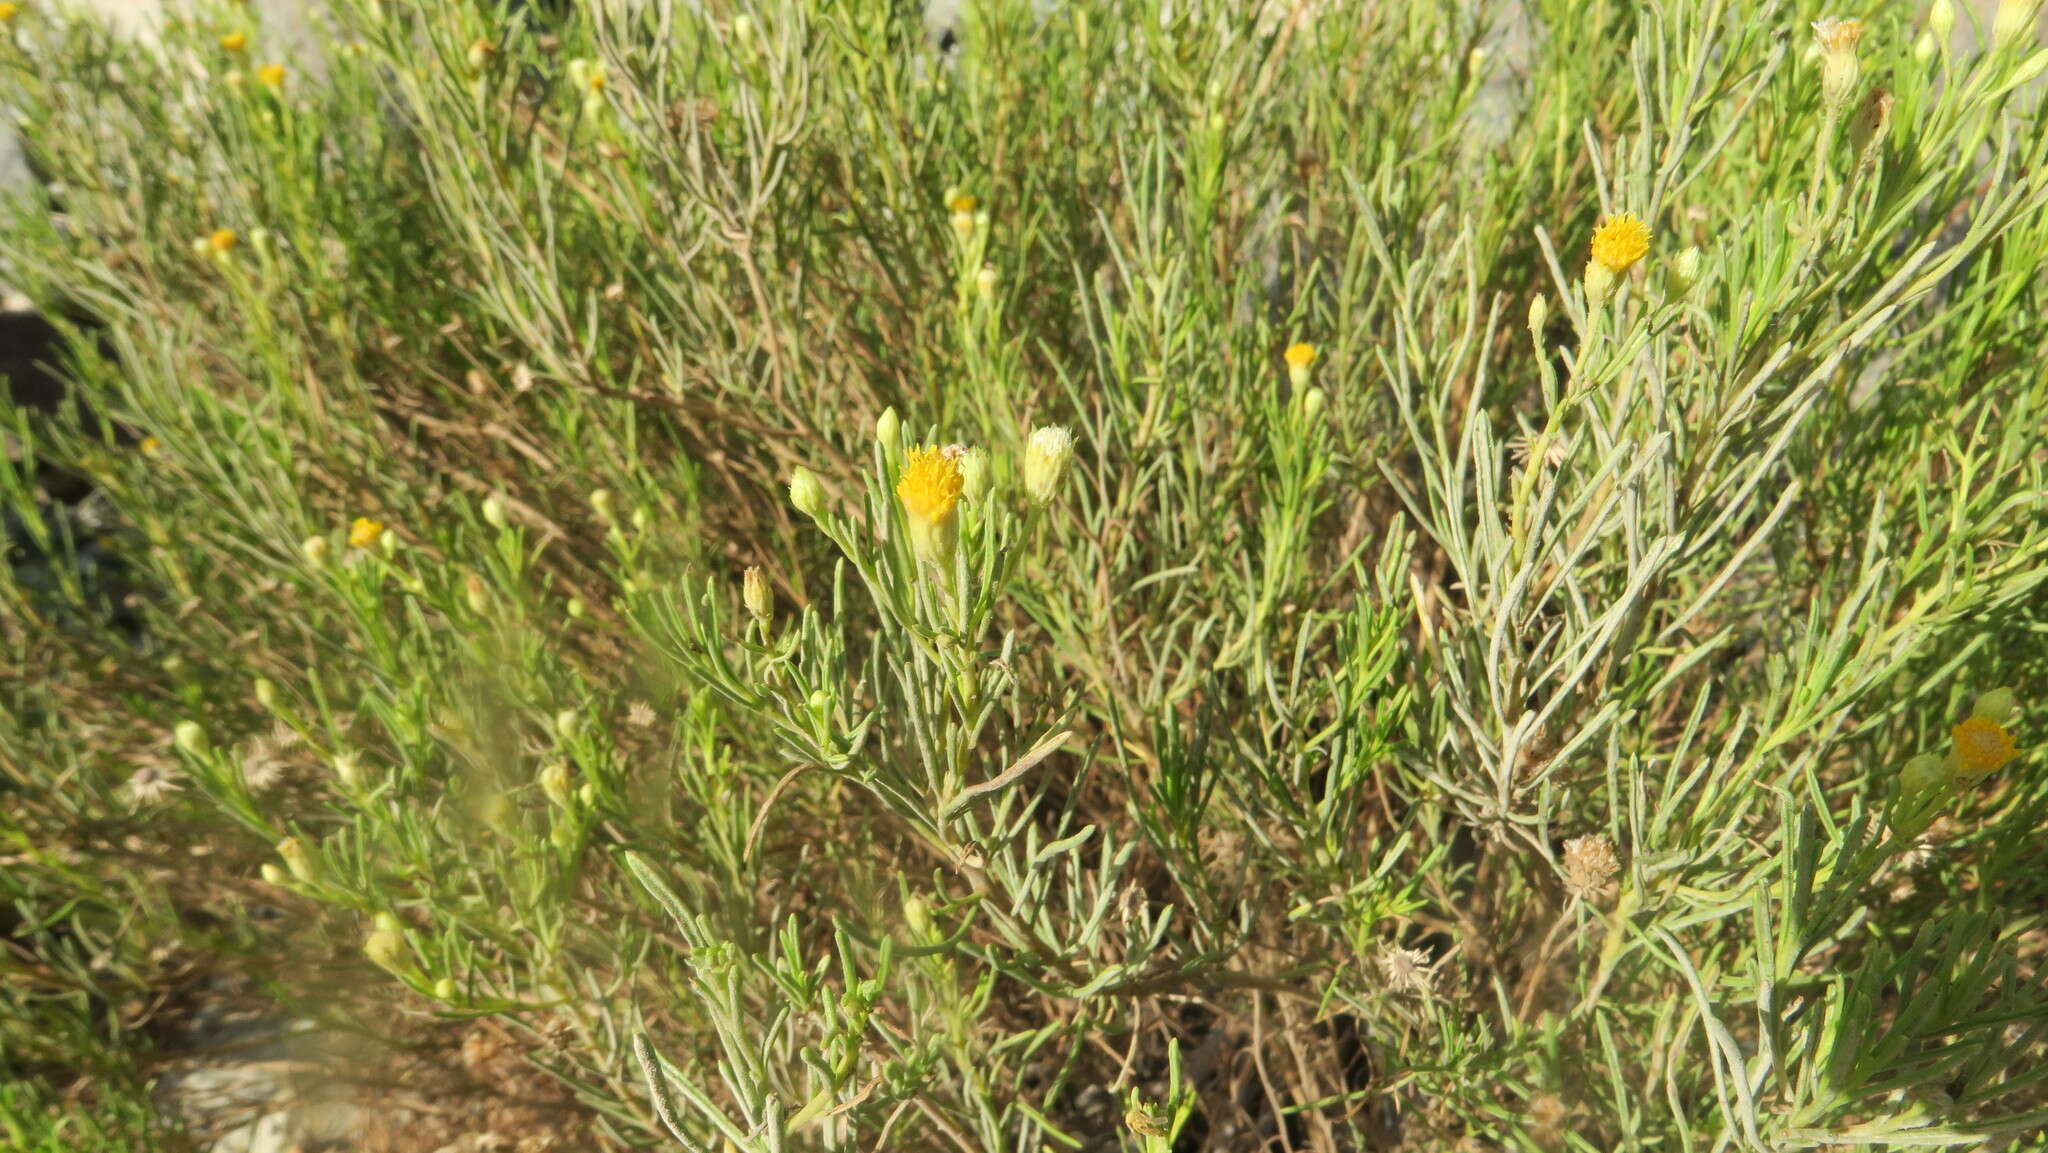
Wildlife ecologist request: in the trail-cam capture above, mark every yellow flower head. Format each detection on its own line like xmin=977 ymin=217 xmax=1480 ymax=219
xmin=139 ymin=436 xmax=162 ymax=457
xmin=257 ymin=63 xmax=286 ymax=88
xmin=348 ymin=516 xmax=385 ymax=549
xmin=1284 ymin=343 xmax=1318 ymax=369
xmin=897 ymin=446 xmax=964 ymax=528
xmin=948 ymin=194 xmax=978 ymax=214
xmin=220 ymin=31 xmax=248 ymax=54
xmin=0 ymin=5 xmax=20 ymax=26
xmin=1951 ymin=715 xmax=2018 ymax=778
xmin=1590 ymin=213 xmax=1651 ymax=274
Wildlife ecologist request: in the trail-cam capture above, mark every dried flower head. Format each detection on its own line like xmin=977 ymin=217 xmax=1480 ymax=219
xmin=1810 ymin=17 xmax=1865 ymax=55
xmin=240 ymin=723 xmax=299 ymax=793
xmin=124 ymin=764 xmax=184 ymax=805
xmin=1377 ymin=943 xmax=1437 ymax=996
xmin=1562 ymin=834 xmax=1621 ymax=899
xmin=1589 ymin=213 xmax=1651 ymax=274
xmin=626 ymin=700 xmax=657 ymax=728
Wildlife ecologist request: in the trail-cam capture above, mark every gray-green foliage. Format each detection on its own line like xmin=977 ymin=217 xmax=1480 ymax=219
xmin=1 ymin=0 xmax=2045 ymax=1148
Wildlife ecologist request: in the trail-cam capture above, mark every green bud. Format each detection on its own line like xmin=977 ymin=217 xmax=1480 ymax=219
xmin=1672 ymin=246 xmax=1702 ymax=293
xmin=959 ymin=447 xmax=993 ymax=502
xmin=539 ymin=762 xmax=574 ymax=807
xmin=788 ymin=467 xmax=826 ymax=518
xmin=565 ymin=597 xmax=587 ymax=619
xmin=742 ymin=565 xmax=773 ymax=625
xmin=432 ymin=977 xmax=459 ymax=1001
xmin=174 ymin=721 xmax=212 ymax=758
xmin=480 ymin=494 xmax=509 ymax=530
xmin=260 ymin=863 xmax=288 ymax=886
xmin=554 ymin=709 xmax=582 ymax=740
xmin=253 ymin=678 xmax=279 ymax=710
xmin=589 ymin=488 xmax=616 ymax=521
xmin=363 ymin=927 xmax=408 ymax=972
xmin=300 ymin=534 xmax=331 ymax=567
xmin=875 ymin=407 xmax=902 ymax=453
xmin=1973 ymin=688 xmax=2017 ymax=724
xmin=277 ymin=837 xmax=321 ymax=885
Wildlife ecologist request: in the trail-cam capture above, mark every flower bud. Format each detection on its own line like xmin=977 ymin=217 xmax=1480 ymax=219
xmin=577 ymin=782 xmax=596 ymax=807
xmin=466 ymin=38 xmax=494 ymax=71
xmin=465 ymin=571 xmax=491 ymax=616
xmin=1930 ymin=0 xmax=1955 ymax=46
xmin=332 ymin=751 xmax=363 ymax=789
xmin=788 ymin=466 xmax=826 ymax=518
xmin=174 ymin=721 xmax=212 ymax=758
xmin=589 ymin=488 xmax=616 ymax=521
xmin=301 ymin=534 xmax=331 ymax=567
xmin=565 ymin=597 xmax=587 ymax=619
xmin=1973 ymin=687 xmax=2017 ymax=724
xmin=975 ymin=265 xmax=998 ymax=301
xmin=1022 ymin=426 xmax=1075 ymax=506
xmin=903 ymin=895 xmax=932 ymax=940
xmin=631 ymin=506 xmax=652 ymax=533
xmin=1301 ymin=387 xmax=1327 ymax=425
xmin=1995 ymin=0 xmax=2040 ymax=51
xmin=253 ymin=678 xmax=279 ymax=710
xmin=958 ymin=447 xmax=993 ymax=502
xmin=277 ymin=836 xmax=320 ymax=885
xmin=480 ymin=494 xmax=508 ymax=530
xmin=554 ymin=709 xmax=582 ymax=740
xmin=260 ymin=863 xmax=288 ymax=886
xmin=1671 ymin=246 xmax=1702 ymax=293
xmin=433 ymin=977 xmax=459 ymax=1001
xmin=1914 ymin=30 xmax=1938 ymax=64
xmin=875 ymin=407 xmax=901 ymax=454
xmin=742 ymin=565 xmax=773 ymax=625
xmin=539 ymin=762 xmax=573 ymax=807
xmin=2011 ymin=48 xmax=2048 ymax=87
xmin=1527 ymin=293 xmax=1550 ymax=339
xmin=373 ymin=912 xmax=403 ymax=934
xmin=363 ymin=926 xmax=408 ymax=972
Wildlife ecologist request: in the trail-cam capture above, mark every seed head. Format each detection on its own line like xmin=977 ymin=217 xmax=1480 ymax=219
xmin=124 ymin=764 xmax=184 ymax=805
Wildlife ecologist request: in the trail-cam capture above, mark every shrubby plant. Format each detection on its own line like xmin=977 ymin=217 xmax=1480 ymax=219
xmin=2 ymin=0 xmax=2046 ymax=1148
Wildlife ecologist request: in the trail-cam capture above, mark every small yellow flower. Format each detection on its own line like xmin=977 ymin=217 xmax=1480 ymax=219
xmin=0 ymin=4 xmax=20 ymax=26
xmin=220 ymin=31 xmax=248 ymax=54
xmin=1949 ymin=715 xmax=2018 ymax=779
xmin=897 ymin=446 xmax=965 ymax=528
xmin=139 ymin=436 xmax=162 ymax=457
xmin=897 ymin=445 xmax=965 ymax=566
xmin=209 ymin=228 xmax=239 ymax=253
xmin=1589 ymin=213 xmax=1651 ymax=274
xmin=948 ymin=193 xmax=978 ymax=214
xmin=348 ymin=517 xmax=385 ymax=549
xmin=1283 ymin=342 xmax=1318 ymax=369
xmin=257 ymin=63 xmax=286 ymax=88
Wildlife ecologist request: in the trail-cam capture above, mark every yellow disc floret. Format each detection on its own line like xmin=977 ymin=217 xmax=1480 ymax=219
xmin=1950 ymin=715 xmax=2017 ymax=779
xmin=897 ymin=446 xmax=964 ymax=528
xmin=1284 ymin=343 xmax=1318 ymax=368
xmin=1590 ymin=213 xmax=1651 ymax=274
xmin=348 ymin=517 xmax=386 ymax=549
